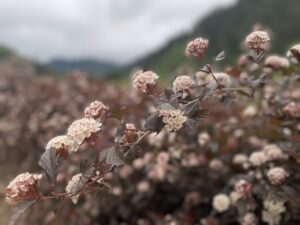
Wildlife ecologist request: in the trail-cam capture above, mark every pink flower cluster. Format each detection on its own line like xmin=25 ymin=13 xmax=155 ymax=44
xmin=84 ymin=100 xmax=109 ymax=119
xmin=185 ymin=37 xmax=209 ymax=58
xmin=282 ymin=102 xmax=300 ymax=118
xmin=132 ymin=70 xmax=159 ymax=94
xmin=245 ymin=31 xmax=270 ymax=52
xmin=172 ymin=75 xmax=195 ymax=93
xmin=264 ymin=55 xmax=289 ymax=69
xmin=67 ymin=118 xmax=102 ymax=145
xmin=6 ymin=173 xmax=42 ymax=206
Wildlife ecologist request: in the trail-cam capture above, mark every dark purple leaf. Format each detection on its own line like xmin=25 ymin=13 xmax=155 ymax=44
xmin=219 ymin=95 xmax=236 ymax=108
xmin=255 ymin=51 xmax=265 ymax=61
xmin=160 ymin=89 xmax=175 ymax=101
xmin=197 ymin=87 xmax=213 ymax=101
xmin=98 ymin=147 xmax=125 ymax=166
xmin=215 ymin=51 xmax=226 ymax=61
xmin=38 ymin=147 xmax=58 ymax=184
xmin=125 ymin=145 xmax=142 ymax=162
xmin=193 ymin=108 xmax=210 ymax=120
xmin=114 ymin=121 xmax=126 ymax=143
xmin=183 ymin=100 xmax=200 ymax=117
xmin=160 ymin=89 xmax=182 ymax=106
xmin=144 ymin=112 xmax=164 ymax=133
xmin=109 ymin=105 xmax=132 ymax=121
xmin=79 ymin=160 xmax=90 ymax=173
xmin=9 ymin=200 xmax=36 ymax=225
xmin=247 ymin=50 xmax=265 ymax=62
xmin=185 ymin=118 xmax=199 ymax=130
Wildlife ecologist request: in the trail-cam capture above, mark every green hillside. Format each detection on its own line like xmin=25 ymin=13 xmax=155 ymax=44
xmin=0 ymin=46 xmax=15 ymax=59
xmin=130 ymin=0 xmax=300 ymax=77
xmin=47 ymin=59 xmax=116 ymax=77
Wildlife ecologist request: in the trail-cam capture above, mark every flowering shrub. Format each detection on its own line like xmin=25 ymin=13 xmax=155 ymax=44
xmin=3 ymin=30 xmax=300 ymax=225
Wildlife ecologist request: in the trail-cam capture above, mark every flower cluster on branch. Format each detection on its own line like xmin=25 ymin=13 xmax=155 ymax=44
xmin=4 ymin=29 xmax=300 ymax=225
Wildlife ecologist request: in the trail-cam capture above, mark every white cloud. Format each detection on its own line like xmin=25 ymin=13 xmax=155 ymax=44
xmin=0 ymin=0 xmax=236 ymax=64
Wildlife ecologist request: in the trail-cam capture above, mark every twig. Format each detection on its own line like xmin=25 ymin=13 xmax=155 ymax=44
xmin=207 ymin=64 xmax=220 ymax=87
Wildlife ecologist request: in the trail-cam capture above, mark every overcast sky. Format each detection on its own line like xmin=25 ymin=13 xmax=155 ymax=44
xmin=0 ymin=0 xmax=235 ymax=64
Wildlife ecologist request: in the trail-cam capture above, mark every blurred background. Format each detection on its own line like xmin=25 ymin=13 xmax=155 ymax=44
xmin=0 ymin=0 xmax=299 ymax=79
xmin=1 ymin=0 xmax=300 ymax=223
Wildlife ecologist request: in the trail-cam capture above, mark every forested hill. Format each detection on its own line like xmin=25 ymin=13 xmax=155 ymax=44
xmin=2 ymin=0 xmax=300 ymax=79
xmin=128 ymin=0 xmax=300 ymax=76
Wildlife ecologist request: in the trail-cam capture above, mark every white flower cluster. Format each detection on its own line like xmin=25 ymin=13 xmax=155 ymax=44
xmin=238 ymin=55 xmax=250 ymax=67
xmin=249 ymin=151 xmax=268 ymax=167
xmin=234 ymin=179 xmax=251 ymax=197
xmin=125 ymin=123 xmax=136 ymax=130
xmin=137 ymin=181 xmax=150 ymax=193
xmin=212 ymin=193 xmax=231 ymax=213
xmin=6 ymin=173 xmax=42 ymax=206
xmin=156 ymin=152 xmax=170 ymax=165
xmin=195 ymin=71 xmax=208 ymax=86
xmin=198 ymin=132 xmax=210 ymax=147
xmin=232 ymin=153 xmax=248 ymax=166
xmin=264 ymin=55 xmax=289 ymax=69
xmin=46 ymin=135 xmax=79 ymax=156
xmin=84 ymin=100 xmax=109 ymax=119
xmin=67 ymin=118 xmax=102 ymax=145
xmin=206 ymin=72 xmax=231 ymax=89
xmin=172 ymin=75 xmax=195 ymax=93
xmin=147 ymin=131 xmax=165 ymax=148
xmin=240 ymin=213 xmax=258 ymax=225
xmin=262 ymin=200 xmax=286 ymax=225
xmin=148 ymin=152 xmax=170 ymax=181
xmin=249 ymin=144 xmax=286 ymax=167
xmin=44 ymin=105 xmax=102 ymax=160
xmin=230 ymin=191 xmax=241 ymax=205
xmin=242 ymin=105 xmax=258 ymax=118
xmin=245 ymin=31 xmax=270 ymax=52
xmin=267 ymin=167 xmax=289 ymax=185
xmin=282 ymin=102 xmax=300 ymax=118
xmin=263 ymin=144 xmax=286 ymax=161
xmin=65 ymin=173 xmax=83 ymax=204
xmin=209 ymin=159 xmax=224 ymax=172
xmin=132 ymin=70 xmax=159 ymax=93
xmin=185 ymin=37 xmax=209 ymax=58
xmin=159 ymin=108 xmax=187 ymax=132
